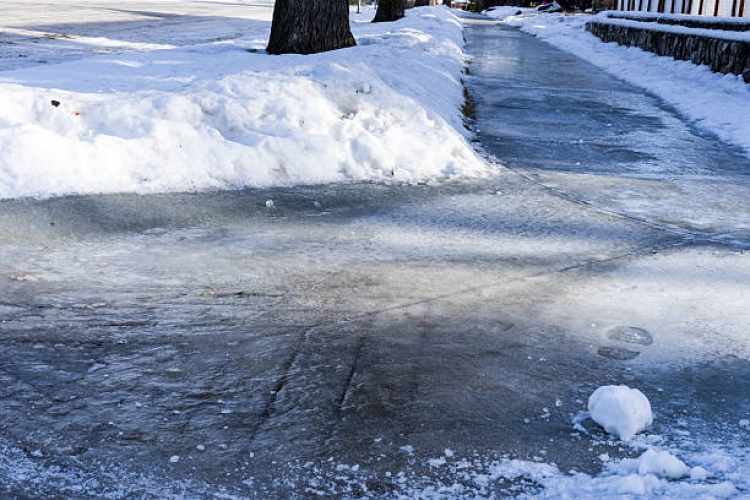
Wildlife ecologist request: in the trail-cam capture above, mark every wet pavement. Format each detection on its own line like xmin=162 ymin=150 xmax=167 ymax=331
xmin=1 ymin=15 xmax=750 ymax=500
xmin=466 ymin=16 xmax=750 ymax=243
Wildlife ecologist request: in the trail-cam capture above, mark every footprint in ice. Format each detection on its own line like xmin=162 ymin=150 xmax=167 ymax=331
xmin=597 ymin=326 xmax=653 ymax=360
xmin=606 ymin=326 xmax=653 ymax=346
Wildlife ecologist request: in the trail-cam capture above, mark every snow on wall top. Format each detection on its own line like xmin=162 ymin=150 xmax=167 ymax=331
xmin=593 ymin=11 xmax=750 ymax=41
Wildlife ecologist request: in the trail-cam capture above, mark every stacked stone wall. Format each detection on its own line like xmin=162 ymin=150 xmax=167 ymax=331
xmin=604 ymin=14 xmax=750 ymax=31
xmin=586 ymin=20 xmax=750 ymax=82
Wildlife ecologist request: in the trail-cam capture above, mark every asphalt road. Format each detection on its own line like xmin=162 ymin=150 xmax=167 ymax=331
xmin=1 ymin=15 xmax=749 ymax=500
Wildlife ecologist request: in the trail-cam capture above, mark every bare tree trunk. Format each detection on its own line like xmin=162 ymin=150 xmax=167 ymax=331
xmin=372 ymin=0 xmax=407 ymax=22
xmin=267 ymin=0 xmax=356 ymax=55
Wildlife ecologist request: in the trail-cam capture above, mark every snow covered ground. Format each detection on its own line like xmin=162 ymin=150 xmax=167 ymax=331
xmin=1 ymin=4 xmax=748 ymax=201
xmin=484 ymin=8 xmax=750 ymax=158
xmin=0 ymin=2 xmax=487 ymax=199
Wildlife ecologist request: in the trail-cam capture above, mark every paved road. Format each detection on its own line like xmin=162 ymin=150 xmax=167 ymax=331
xmin=1 ymin=15 xmax=749 ymax=499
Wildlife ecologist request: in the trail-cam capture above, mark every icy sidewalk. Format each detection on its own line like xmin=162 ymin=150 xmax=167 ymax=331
xmin=466 ymin=16 xmax=750 ymax=248
xmin=460 ymin=17 xmax=750 ymax=498
xmin=484 ymin=8 xmax=750 ymax=158
xmin=0 ymin=5 xmax=749 ymax=500
xmin=1 ymin=170 xmax=749 ymax=498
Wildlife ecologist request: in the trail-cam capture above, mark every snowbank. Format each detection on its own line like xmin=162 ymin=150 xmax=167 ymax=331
xmin=0 ymin=7 xmax=488 ymax=200
xmin=588 ymin=385 xmax=653 ymax=441
xmin=485 ymin=10 xmax=750 ymax=158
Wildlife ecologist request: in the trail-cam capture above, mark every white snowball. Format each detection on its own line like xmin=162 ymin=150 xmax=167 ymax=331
xmin=588 ymin=385 xmax=653 ymax=441
xmin=265 ymin=200 xmax=274 ymax=208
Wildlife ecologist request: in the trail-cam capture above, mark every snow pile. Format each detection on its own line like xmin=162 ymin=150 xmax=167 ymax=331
xmin=588 ymin=385 xmax=653 ymax=441
xmin=484 ymin=10 xmax=750 ymax=158
xmin=617 ymin=448 xmax=690 ymax=479
xmin=270 ymin=445 xmax=744 ymax=499
xmin=590 ymin=449 xmax=739 ymax=498
xmin=0 ymin=7 xmax=488 ymax=200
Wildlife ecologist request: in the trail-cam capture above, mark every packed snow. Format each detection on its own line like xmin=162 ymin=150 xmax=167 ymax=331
xmin=588 ymin=385 xmax=653 ymax=441
xmin=0 ymin=4 xmax=488 ymax=200
xmin=484 ymin=8 xmax=750 ymax=158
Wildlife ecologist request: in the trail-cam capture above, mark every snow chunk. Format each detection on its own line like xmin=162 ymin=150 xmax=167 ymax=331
xmin=690 ymin=466 xmax=708 ymax=481
xmin=588 ymin=385 xmax=653 ymax=441
xmin=616 ymin=474 xmax=647 ymax=495
xmin=618 ymin=449 xmax=690 ymax=479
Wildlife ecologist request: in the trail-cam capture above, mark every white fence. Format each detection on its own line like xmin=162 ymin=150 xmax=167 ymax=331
xmin=617 ymin=0 xmax=747 ymax=17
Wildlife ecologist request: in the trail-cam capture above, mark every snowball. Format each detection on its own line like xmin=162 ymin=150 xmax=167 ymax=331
xmin=265 ymin=200 xmax=274 ymax=208
xmin=588 ymin=385 xmax=653 ymax=441
xmin=169 ymin=455 xmax=180 ymax=463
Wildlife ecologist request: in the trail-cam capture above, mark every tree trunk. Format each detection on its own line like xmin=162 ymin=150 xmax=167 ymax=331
xmin=267 ymin=0 xmax=356 ymax=55
xmin=372 ymin=0 xmax=407 ymax=22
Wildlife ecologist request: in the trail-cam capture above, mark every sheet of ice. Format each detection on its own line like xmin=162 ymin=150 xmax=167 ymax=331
xmin=484 ymin=10 xmax=750 ymax=158
xmin=588 ymin=385 xmax=653 ymax=441
xmin=0 ymin=4 xmax=488 ymax=200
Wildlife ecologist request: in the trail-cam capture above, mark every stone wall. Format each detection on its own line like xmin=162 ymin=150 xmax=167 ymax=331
xmin=586 ymin=20 xmax=750 ymax=82
xmin=604 ymin=14 xmax=750 ymax=31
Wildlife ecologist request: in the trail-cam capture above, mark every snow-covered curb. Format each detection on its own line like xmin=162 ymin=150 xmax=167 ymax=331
xmin=485 ymin=9 xmax=750 ymax=158
xmin=0 ymin=7 xmax=489 ymax=200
